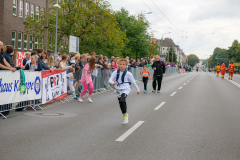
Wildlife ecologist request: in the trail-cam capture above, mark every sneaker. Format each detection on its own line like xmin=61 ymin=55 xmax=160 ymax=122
xmin=143 ymin=90 xmax=146 ymax=93
xmin=146 ymin=89 xmax=148 ymax=92
xmin=157 ymin=90 xmax=160 ymax=93
xmin=152 ymin=90 xmax=156 ymax=93
xmin=78 ymin=98 xmax=84 ymax=103
xmin=87 ymin=98 xmax=93 ymax=103
xmin=122 ymin=114 xmax=129 ymax=124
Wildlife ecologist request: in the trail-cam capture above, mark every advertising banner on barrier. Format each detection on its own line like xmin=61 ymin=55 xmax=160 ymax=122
xmin=0 ymin=71 xmax=42 ymax=105
xmin=42 ymin=70 xmax=67 ymax=104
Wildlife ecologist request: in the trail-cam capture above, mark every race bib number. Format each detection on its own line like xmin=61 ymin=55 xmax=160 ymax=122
xmin=114 ymin=89 xmax=122 ymax=97
xmin=143 ymin=73 xmax=148 ymax=77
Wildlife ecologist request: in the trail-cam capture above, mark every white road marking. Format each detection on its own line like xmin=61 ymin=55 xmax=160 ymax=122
xmin=187 ymin=81 xmax=190 ymax=82
xmin=178 ymin=86 xmax=183 ymax=89
xmin=154 ymin=102 xmax=166 ymax=110
xmin=170 ymin=92 xmax=177 ymax=96
xmin=183 ymin=83 xmax=187 ymax=85
xmin=116 ymin=121 xmax=144 ymax=142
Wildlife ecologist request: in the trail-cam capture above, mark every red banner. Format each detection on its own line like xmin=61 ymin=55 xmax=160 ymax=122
xmin=16 ymin=52 xmax=25 ymax=67
xmin=179 ymin=69 xmax=185 ymax=73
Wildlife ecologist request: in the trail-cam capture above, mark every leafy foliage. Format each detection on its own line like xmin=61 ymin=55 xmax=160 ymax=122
xmin=187 ymin=54 xmax=199 ymax=67
xmin=115 ymin=8 xmax=151 ymax=59
xmin=23 ymin=1 xmax=152 ymax=59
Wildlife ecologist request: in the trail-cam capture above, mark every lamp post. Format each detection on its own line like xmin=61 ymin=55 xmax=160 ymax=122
xmin=54 ymin=1 xmax=61 ymax=61
xmin=160 ymin=32 xmax=171 ymax=62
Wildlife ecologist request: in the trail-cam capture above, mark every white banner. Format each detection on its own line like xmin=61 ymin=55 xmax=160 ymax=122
xmin=69 ymin=35 xmax=79 ymax=53
xmin=0 ymin=71 xmax=42 ymax=105
xmin=42 ymin=70 xmax=67 ymax=104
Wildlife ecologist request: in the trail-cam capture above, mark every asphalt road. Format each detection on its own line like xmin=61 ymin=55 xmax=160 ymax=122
xmin=1 ymin=71 xmax=240 ymax=160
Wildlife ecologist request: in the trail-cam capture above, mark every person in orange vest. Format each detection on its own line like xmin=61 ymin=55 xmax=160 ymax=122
xmin=228 ymin=62 xmax=235 ymax=80
xmin=215 ymin=64 xmax=221 ymax=77
xmin=220 ymin=63 xmax=226 ymax=79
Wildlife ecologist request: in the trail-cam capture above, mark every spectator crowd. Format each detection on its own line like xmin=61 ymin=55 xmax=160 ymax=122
xmin=0 ymin=40 xmax=193 ymax=100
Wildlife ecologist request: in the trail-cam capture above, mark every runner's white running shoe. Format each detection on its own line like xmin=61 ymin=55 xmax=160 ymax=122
xmin=78 ymin=98 xmax=84 ymax=103
xmin=122 ymin=114 xmax=129 ymax=124
xmin=152 ymin=90 xmax=156 ymax=93
xmin=88 ymin=98 xmax=93 ymax=103
xmin=157 ymin=90 xmax=160 ymax=93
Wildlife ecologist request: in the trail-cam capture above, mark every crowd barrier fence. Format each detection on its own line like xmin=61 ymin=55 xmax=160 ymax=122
xmin=0 ymin=66 xmax=179 ymax=119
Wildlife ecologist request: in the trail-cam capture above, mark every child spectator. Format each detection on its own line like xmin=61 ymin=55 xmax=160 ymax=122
xmin=78 ymin=57 xmax=96 ymax=103
xmin=67 ymin=67 xmax=76 ymax=98
xmin=140 ymin=65 xmax=152 ymax=93
xmin=81 ymin=54 xmax=87 ymax=68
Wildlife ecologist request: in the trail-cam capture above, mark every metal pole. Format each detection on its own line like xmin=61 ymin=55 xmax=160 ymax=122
xmin=172 ymin=45 xmax=173 ymax=63
xmin=167 ymin=47 xmax=169 ymax=62
xmin=161 ymin=36 xmax=163 ymax=58
xmin=55 ymin=6 xmax=58 ymax=60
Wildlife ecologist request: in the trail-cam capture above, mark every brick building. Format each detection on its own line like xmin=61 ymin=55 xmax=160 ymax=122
xmin=0 ymin=0 xmax=46 ymax=51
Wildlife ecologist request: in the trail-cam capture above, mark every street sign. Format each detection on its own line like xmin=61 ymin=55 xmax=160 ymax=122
xmin=233 ymin=63 xmax=240 ymax=66
xmin=69 ymin=35 xmax=79 ymax=53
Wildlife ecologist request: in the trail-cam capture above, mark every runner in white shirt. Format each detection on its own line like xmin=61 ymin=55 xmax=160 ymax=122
xmin=109 ymin=58 xmax=140 ymax=124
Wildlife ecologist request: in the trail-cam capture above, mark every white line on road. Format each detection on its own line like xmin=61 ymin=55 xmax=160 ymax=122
xmin=170 ymin=92 xmax=177 ymax=96
xmin=187 ymin=81 xmax=190 ymax=82
xmin=154 ymin=102 xmax=166 ymax=110
xmin=116 ymin=121 xmax=144 ymax=142
xmin=178 ymin=86 xmax=183 ymax=89
xmin=183 ymin=83 xmax=187 ymax=85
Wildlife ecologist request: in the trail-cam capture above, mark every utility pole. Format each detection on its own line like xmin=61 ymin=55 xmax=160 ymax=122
xmin=172 ymin=45 xmax=173 ymax=63
xmin=44 ymin=0 xmax=48 ymax=52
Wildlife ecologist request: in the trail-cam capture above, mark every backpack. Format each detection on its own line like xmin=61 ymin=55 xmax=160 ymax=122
xmin=116 ymin=69 xmax=131 ymax=86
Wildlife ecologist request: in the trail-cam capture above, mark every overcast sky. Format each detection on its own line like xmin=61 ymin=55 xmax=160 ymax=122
xmin=108 ymin=0 xmax=240 ymax=59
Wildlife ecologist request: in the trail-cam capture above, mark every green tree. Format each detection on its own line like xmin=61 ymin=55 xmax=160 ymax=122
xmin=24 ymin=0 xmax=126 ymax=57
xmin=187 ymin=54 xmax=199 ymax=67
xmin=115 ymin=8 xmax=151 ymax=60
xmin=165 ymin=45 xmax=177 ymax=63
xmin=202 ymin=59 xmax=208 ymax=68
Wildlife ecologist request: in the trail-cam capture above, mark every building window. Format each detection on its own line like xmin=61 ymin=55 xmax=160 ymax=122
xmin=36 ymin=6 xmax=40 ymax=20
xmin=13 ymin=0 xmax=17 ymax=16
xmin=25 ymin=2 xmax=29 ymax=18
xmin=19 ymin=0 xmax=23 ymax=17
xmin=31 ymin=4 xmax=35 ymax=18
xmin=35 ymin=37 xmax=38 ymax=49
xmin=163 ymin=48 xmax=165 ymax=50
xmin=12 ymin=31 xmax=16 ymax=48
xmin=40 ymin=8 xmax=45 ymax=20
xmin=30 ymin=34 xmax=33 ymax=50
xmin=24 ymin=34 xmax=28 ymax=50
xmin=18 ymin=32 xmax=22 ymax=49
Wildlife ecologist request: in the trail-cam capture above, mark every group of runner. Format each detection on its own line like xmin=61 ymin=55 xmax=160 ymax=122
xmin=215 ymin=62 xmax=235 ymax=80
